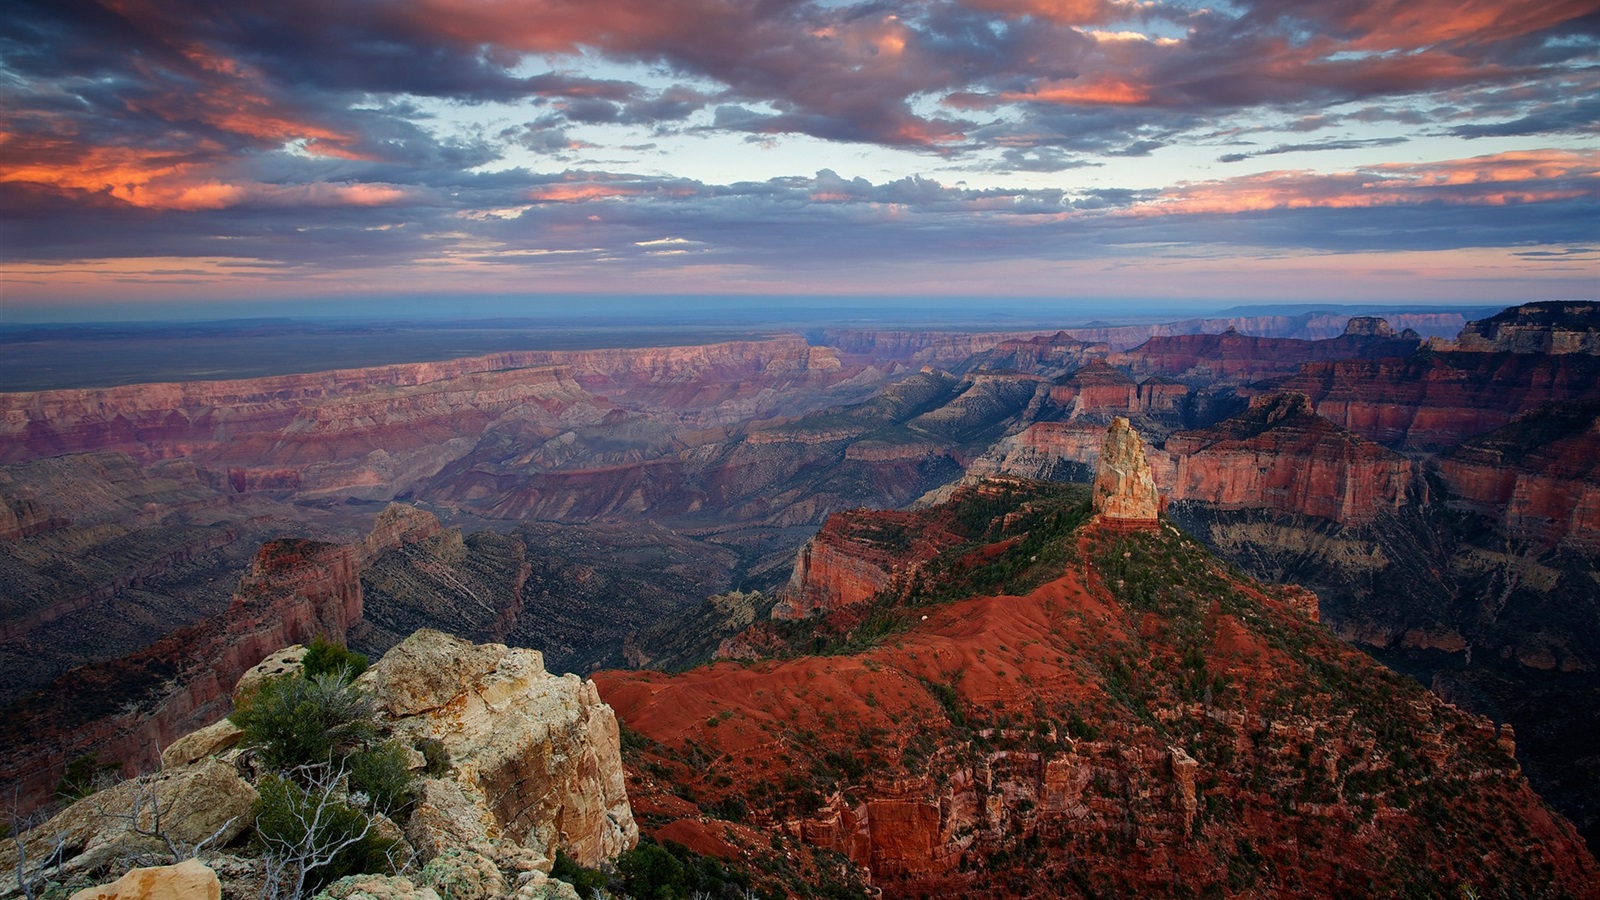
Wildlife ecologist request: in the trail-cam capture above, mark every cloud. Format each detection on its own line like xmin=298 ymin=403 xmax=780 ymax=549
xmin=2 ymin=0 xmax=1597 ymax=305
xmin=1218 ymin=136 xmax=1410 ymax=162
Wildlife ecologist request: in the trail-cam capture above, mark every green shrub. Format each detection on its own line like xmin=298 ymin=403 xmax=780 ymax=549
xmin=617 ymin=840 xmax=688 ymax=900
xmin=416 ymin=737 xmax=451 ymax=777
xmin=253 ymin=772 xmax=399 ymax=896
xmin=301 ymin=637 xmax=368 ymax=682
xmin=231 ymin=671 xmax=377 ymax=771
xmin=349 ymin=742 xmax=416 ymax=817
xmin=550 ymin=847 xmax=609 ymax=899
xmin=611 ymin=839 xmax=760 ymax=900
xmin=55 ymin=753 xmax=119 ymax=801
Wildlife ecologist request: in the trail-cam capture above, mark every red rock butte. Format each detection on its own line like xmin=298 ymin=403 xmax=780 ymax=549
xmin=1091 ymin=416 xmax=1161 ymax=529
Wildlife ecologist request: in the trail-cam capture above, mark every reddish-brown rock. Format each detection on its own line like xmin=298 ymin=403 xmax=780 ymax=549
xmin=1046 ymin=361 xmax=1138 ymax=417
xmin=1273 ymin=350 xmax=1600 ymax=451
xmin=596 ymin=494 xmax=1599 ymax=898
xmin=1166 ymin=393 xmax=1415 ymax=525
xmin=773 ymin=510 xmax=963 ymax=620
xmin=1116 ymin=327 xmax=1419 ymax=384
xmin=1432 ymin=400 xmax=1600 ymax=550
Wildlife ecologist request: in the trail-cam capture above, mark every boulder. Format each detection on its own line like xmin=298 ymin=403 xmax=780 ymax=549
xmin=67 ymin=859 xmax=220 ymax=900
xmin=0 ymin=758 xmax=256 ymax=882
xmin=361 ymin=630 xmax=637 ymax=868
xmin=233 ymin=645 xmax=307 ymax=702
xmin=511 ymin=879 xmax=582 ymax=900
xmin=159 ymin=719 xmax=244 ymax=770
xmin=418 ymin=848 xmax=506 ymax=900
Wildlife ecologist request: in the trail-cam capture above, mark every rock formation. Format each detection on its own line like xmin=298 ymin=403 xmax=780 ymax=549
xmin=597 ymin=485 xmax=1600 ymax=897
xmin=1452 ymin=301 xmax=1600 ymax=354
xmin=1091 ymin=417 xmax=1161 ymax=527
xmin=66 ymin=859 xmax=221 ymax=900
xmin=1 ymin=630 xmax=635 ymax=900
xmin=1432 ymin=400 xmax=1600 ymax=550
xmin=1165 ymin=393 xmax=1416 ymax=525
xmin=0 ymin=759 xmax=255 ymax=890
xmin=361 ymin=629 xmax=637 ymax=868
xmin=773 ymin=510 xmax=960 ymax=620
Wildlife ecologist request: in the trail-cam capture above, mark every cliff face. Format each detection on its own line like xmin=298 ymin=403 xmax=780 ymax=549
xmin=1166 ymin=393 xmax=1416 ymax=525
xmin=1432 ymin=400 xmax=1600 ymax=550
xmin=1065 ymin=312 xmax=1456 ymax=352
xmin=1116 ymin=328 xmax=1420 ymax=384
xmin=0 ymin=503 xmax=438 ymax=816
xmin=772 ymin=510 xmax=963 ymax=620
xmin=1275 ymin=350 xmax=1600 ymax=451
xmin=1452 ymin=301 xmax=1600 ymax=354
xmin=596 ymin=486 xmax=1599 ymax=897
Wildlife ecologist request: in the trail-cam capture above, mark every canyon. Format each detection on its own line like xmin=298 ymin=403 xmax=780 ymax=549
xmin=1 ymin=302 xmax=1597 ymax=892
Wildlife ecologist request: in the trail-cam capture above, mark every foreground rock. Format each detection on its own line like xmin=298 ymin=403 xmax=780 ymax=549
xmin=360 ymin=629 xmax=637 ymax=868
xmin=0 ymin=758 xmax=254 ymax=889
xmin=67 ymin=859 xmax=220 ymax=900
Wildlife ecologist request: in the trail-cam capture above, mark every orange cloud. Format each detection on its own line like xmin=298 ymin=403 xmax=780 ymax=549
xmin=0 ymin=136 xmax=412 ymax=211
xmin=1126 ymin=150 xmax=1600 ymax=217
xmin=959 ymin=0 xmax=1131 ymax=26
xmin=1003 ymin=76 xmax=1151 ymax=105
xmin=527 ymin=183 xmax=647 ymax=202
xmin=1336 ymin=0 xmax=1599 ymax=50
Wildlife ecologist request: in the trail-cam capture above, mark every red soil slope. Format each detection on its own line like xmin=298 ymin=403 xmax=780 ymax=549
xmin=597 ymin=495 xmax=1598 ymax=898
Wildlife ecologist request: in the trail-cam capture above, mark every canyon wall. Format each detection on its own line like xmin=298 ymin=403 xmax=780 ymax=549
xmin=1064 ymin=311 xmax=1463 ymax=351
xmin=0 ymin=504 xmax=438 ymax=815
xmin=1271 ymin=351 xmax=1600 ymax=451
xmin=1432 ymin=400 xmax=1600 ymax=550
xmin=1166 ymin=393 xmax=1416 ymax=525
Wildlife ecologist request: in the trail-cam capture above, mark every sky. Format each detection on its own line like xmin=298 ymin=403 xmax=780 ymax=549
xmin=1 ymin=0 xmax=1597 ymax=321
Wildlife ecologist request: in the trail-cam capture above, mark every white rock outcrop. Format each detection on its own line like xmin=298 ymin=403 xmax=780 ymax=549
xmin=1092 ymin=416 xmax=1161 ymax=527
xmin=360 ymin=630 xmax=637 ymax=868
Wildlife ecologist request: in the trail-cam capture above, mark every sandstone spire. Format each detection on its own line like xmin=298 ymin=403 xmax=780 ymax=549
xmin=1093 ymin=416 xmax=1161 ymax=528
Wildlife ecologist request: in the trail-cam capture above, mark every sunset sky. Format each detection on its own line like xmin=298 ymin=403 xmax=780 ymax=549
xmin=2 ymin=0 xmax=1597 ymax=320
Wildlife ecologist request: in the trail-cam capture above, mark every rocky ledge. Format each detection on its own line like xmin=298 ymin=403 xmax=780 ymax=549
xmin=0 ymin=628 xmax=635 ymax=900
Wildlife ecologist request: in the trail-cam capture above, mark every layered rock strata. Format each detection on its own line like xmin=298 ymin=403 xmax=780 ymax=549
xmin=1166 ymin=393 xmax=1415 ymax=526
xmin=1432 ymin=400 xmax=1600 ymax=550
